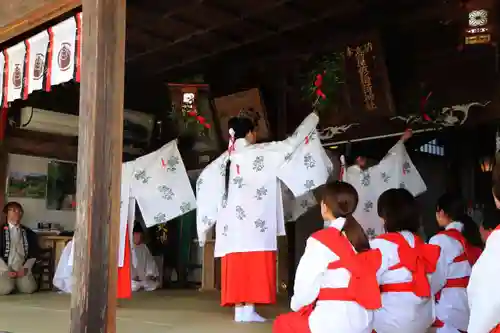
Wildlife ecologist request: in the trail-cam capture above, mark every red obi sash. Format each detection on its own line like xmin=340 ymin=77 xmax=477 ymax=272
xmin=432 ymin=229 xmax=477 ymax=328
xmin=439 ymin=229 xmax=482 ymax=266
xmin=312 ymin=228 xmax=382 ymax=310
xmin=376 ymin=232 xmax=440 ymax=297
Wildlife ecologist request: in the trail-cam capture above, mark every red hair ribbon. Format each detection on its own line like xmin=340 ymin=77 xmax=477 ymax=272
xmin=420 ymin=91 xmax=432 ymax=122
xmin=228 ymin=128 xmax=236 ymax=155
xmin=314 ymin=73 xmax=326 ymax=100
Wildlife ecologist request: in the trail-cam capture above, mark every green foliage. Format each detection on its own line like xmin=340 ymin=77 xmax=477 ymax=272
xmin=302 ymin=53 xmax=345 ymax=114
xmin=169 ymin=101 xmax=211 ymax=137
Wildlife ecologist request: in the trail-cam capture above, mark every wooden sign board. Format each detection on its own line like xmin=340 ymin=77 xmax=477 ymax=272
xmin=213 ymin=88 xmax=271 ymax=142
xmin=344 ymin=33 xmax=396 ymax=117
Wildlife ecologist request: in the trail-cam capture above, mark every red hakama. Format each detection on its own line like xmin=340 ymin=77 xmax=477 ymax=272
xmin=221 ymin=251 xmax=276 ymax=306
xmin=273 ymin=306 xmax=312 ymax=333
xmin=117 ymin=225 xmax=132 ymax=299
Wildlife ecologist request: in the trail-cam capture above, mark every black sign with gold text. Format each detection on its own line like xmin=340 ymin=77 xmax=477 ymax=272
xmin=344 ymin=33 xmax=395 ymax=117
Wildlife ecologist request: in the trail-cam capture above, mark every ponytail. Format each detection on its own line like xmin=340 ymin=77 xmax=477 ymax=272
xmin=460 ymin=214 xmax=484 ymax=249
xmin=321 ymin=181 xmax=369 ymax=252
xmin=342 ymin=214 xmax=371 ymax=253
xmin=224 ymin=159 xmax=231 ymax=199
xmin=223 ymin=116 xmax=255 ymax=200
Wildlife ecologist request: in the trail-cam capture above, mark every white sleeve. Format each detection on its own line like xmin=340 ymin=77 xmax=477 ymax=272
xmin=195 ymin=155 xmax=226 ymax=245
xmin=145 ymin=247 xmax=159 ymax=278
xmin=428 ymin=235 xmax=456 ymax=295
xmin=369 ymin=238 xmax=393 ymax=282
xmin=278 ymin=131 xmax=332 ymax=197
xmin=468 ymin=232 xmax=500 ymax=333
xmin=290 ymin=237 xmax=336 ymax=311
xmin=279 ymin=113 xmax=319 ymax=152
xmin=384 ymin=141 xmax=426 ymax=196
xmin=53 ymin=241 xmax=73 ymax=292
xmin=133 ymin=140 xmax=197 ymax=227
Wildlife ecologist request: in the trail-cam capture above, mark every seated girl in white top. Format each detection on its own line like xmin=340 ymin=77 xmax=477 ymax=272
xmin=53 ymin=240 xmax=73 ymax=294
xmin=429 ymin=193 xmax=483 ymax=333
xmin=273 ymin=181 xmax=382 ymax=333
xmin=467 ymin=201 xmax=500 ymax=333
xmin=131 ymin=225 xmax=160 ymax=292
xmin=371 ymin=188 xmax=440 ymax=333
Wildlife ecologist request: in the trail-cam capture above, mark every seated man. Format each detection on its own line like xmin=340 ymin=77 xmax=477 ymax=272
xmin=0 ymin=202 xmax=39 ymax=295
xmin=132 ymin=225 xmax=160 ymax=292
xmin=53 ymin=240 xmax=73 ymax=294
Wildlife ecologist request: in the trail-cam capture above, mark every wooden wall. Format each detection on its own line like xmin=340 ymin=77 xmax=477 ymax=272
xmin=0 ymin=0 xmax=80 ymax=44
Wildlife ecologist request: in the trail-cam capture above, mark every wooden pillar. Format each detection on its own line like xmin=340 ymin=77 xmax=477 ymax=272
xmin=70 ymin=0 xmax=126 ymax=332
xmin=0 ymin=109 xmax=9 ymax=224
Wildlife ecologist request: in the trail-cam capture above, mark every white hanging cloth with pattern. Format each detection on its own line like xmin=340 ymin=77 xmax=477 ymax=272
xmin=5 ymin=42 xmax=26 ymax=103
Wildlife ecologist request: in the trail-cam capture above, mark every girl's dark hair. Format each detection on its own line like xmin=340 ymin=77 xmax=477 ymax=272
xmin=492 ymin=165 xmax=500 ymax=203
xmin=377 ymin=188 xmax=420 ymax=233
xmin=482 ymin=207 xmax=500 ymax=231
xmin=224 ymin=116 xmax=255 ymax=197
xmin=460 ymin=214 xmax=484 ymax=249
xmin=133 ymin=222 xmax=144 ymax=234
xmin=322 ymin=181 xmax=370 ymax=252
xmin=436 ymin=193 xmax=466 ymax=221
xmin=437 ymin=193 xmax=483 ymax=248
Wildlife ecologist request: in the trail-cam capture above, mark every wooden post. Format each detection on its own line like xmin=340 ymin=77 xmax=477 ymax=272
xmin=70 ymin=0 xmax=126 ymax=332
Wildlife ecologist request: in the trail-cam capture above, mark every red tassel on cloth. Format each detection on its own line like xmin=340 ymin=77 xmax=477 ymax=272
xmin=0 ymin=108 xmax=8 ymax=141
xmin=117 ymin=224 xmax=132 ymax=299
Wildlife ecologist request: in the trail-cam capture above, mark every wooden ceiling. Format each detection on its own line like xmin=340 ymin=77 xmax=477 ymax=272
xmin=123 ymin=0 xmax=474 ymax=80
xmin=3 ymin=0 xmax=497 ymax=134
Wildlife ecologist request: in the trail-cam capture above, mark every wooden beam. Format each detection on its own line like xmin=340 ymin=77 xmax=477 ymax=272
xmin=148 ymin=1 xmax=360 ymax=75
xmin=69 ymin=0 xmax=126 ymax=331
xmin=0 ymin=0 xmax=81 ymax=44
xmin=126 ymin=0 xmax=293 ymax=63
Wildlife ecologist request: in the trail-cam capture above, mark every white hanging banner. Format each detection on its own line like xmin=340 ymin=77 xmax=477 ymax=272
xmin=5 ymin=42 xmax=27 ymax=103
xmin=0 ymin=52 xmax=4 ymax=107
xmin=47 ymin=17 xmax=77 ymax=89
xmin=25 ymin=31 xmax=49 ymax=97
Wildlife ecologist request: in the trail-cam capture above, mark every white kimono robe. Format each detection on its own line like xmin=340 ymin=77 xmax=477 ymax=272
xmin=343 ymin=141 xmax=426 ymax=238
xmin=291 ymin=217 xmax=374 ymax=333
xmin=70 ymin=140 xmax=196 ymax=272
xmin=282 ymin=186 xmax=318 ymax=222
xmin=429 ymin=222 xmax=471 ymax=332
xmin=467 ymin=227 xmax=500 ymax=333
xmin=131 ymin=243 xmax=160 ymax=292
xmin=370 ymin=232 xmax=435 ymax=333
xmin=196 ymin=113 xmax=332 ymax=257
xmin=53 ymin=240 xmax=73 ymax=294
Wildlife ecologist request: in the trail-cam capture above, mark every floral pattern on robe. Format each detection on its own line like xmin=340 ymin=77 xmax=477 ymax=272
xmin=343 ymin=141 xmax=426 ymax=238
xmin=196 ymin=113 xmax=332 ymax=257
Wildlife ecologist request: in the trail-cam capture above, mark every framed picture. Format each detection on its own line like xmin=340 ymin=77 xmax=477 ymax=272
xmin=214 ymin=88 xmax=270 ymax=142
xmin=7 ymin=172 xmax=47 ymax=199
xmin=46 ymin=161 xmax=77 ymax=211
